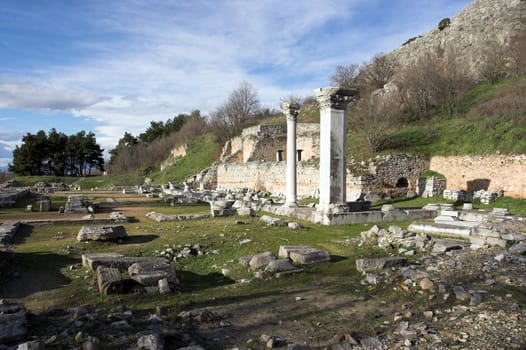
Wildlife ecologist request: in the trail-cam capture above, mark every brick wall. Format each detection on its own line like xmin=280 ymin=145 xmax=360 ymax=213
xmin=429 ymin=155 xmax=526 ymax=198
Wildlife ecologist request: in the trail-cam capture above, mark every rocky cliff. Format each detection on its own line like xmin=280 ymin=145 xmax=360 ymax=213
xmin=388 ymin=0 xmax=526 ymax=78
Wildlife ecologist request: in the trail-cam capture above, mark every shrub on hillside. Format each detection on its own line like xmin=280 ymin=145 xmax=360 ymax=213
xmin=438 ymin=18 xmax=451 ymax=31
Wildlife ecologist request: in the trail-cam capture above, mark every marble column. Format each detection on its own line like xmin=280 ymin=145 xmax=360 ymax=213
xmin=282 ymin=101 xmax=300 ymax=207
xmin=315 ymin=87 xmax=357 ymax=212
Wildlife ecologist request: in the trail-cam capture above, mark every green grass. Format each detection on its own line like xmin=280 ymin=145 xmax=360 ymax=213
xmin=380 ymin=77 xmax=526 ymax=156
xmin=0 ymin=193 xmax=397 ymax=313
xmin=151 ymin=134 xmax=218 ymax=183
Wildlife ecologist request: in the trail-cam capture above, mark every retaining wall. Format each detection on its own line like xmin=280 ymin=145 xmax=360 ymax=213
xmin=429 ymin=155 xmax=526 ymax=198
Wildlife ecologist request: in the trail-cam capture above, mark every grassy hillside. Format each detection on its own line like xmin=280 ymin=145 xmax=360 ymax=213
xmin=150 ymin=133 xmax=218 ymax=183
xmin=378 ymin=77 xmax=526 ymax=156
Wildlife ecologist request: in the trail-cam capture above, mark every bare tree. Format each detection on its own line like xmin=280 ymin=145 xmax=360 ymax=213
xmin=330 ymin=64 xmax=361 ymax=88
xmin=210 ymin=81 xmax=260 ymax=142
xmin=359 ymin=53 xmax=399 ymax=91
xmin=397 ymin=53 xmax=441 ymax=117
xmin=351 ymin=91 xmax=401 ymax=156
xmin=397 ymin=47 xmax=473 ymax=118
xmin=480 ymin=40 xmax=509 ymax=83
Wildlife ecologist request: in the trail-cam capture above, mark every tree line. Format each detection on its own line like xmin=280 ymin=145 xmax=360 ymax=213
xmin=9 ymin=129 xmax=104 ymax=176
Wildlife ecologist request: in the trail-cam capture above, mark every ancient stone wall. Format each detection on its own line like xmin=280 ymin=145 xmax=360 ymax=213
xmin=429 ymin=155 xmax=526 ymax=198
xmin=220 ymin=123 xmax=320 ymax=163
xmin=369 ymin=155 xmax=428 ymax=191
xmin=216 ymin=162 xmax=384 ymax=198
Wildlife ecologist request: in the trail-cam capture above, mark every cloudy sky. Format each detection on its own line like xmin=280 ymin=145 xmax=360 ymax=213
xmin=0 ymin=0 xmax=472 ymax=169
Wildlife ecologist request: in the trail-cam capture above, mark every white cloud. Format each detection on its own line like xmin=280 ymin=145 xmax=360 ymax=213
xmin=0 ymin=79 xmax=107 ymax=111
xmin=1 ymin=0 xmax=471 ymax=154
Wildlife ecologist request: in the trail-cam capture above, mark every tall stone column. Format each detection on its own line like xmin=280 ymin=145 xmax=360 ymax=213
xmin=282 ymin=101 xmax=300 ymax=207
xmin=315 ymin=87 xmax=357 ymax=212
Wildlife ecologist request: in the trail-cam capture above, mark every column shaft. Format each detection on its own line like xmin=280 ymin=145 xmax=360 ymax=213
xmin=281 ymin=101 xmax=300 ymax=207
xmin=315 ymin=87 xmax=357 ymax=211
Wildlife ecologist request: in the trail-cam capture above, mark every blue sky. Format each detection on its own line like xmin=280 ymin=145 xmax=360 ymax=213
xmin=0 ymin=0 xmax=472 ymax=169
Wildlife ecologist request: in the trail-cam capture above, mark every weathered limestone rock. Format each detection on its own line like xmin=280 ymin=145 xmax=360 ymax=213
xmin=77 ymin=225 xmax=128 ymax=242
xmin=96 ymin=266 xmax=130 ymax=295
xmin=82 ymin=253 xmax=125 ymax=270
xmin=128 ymin=260 xmax=178 ymax=286
xmin=264 ymin=259 xmax=299 ymax=274
xmin=432 ymin=238 xmax=470 ymax=254
xmin=249 ymin=252 xmax=277 ymax=270
xmin=259 ymin=215 xmax=285 ymax=226
xmin=82 ymin=254 xmax=167 ymax=272
xmin=279 ymin=246 xmax=331 ymax=265
xmin=158 ymin=278 xmax=171 ymax=295
xmin=0 ymin=302 xmax=27 ymax=344
xmin=355 ymin=257 xmax=407 ymax=273
xmin=453 ymin=285 xmax=471 ymax=302
xmin=137 ymin=332 xmax=164 ymax=350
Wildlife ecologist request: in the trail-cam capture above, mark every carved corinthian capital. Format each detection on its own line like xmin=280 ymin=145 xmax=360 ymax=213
xmin=281 ymin=101 xmax=300 ymax=122
xmin=315 ymin=87 xmax=358 ymax=110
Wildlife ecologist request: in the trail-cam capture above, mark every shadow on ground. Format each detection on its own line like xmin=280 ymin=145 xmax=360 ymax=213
xmin=0 ymin=252 xmax=77 ymax=299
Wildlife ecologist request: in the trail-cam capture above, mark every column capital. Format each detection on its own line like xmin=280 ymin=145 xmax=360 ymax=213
xmin=315 ymin=87 xmax=357 ymax=110
xmin=281 ymin=101 xmax=300 ymax=122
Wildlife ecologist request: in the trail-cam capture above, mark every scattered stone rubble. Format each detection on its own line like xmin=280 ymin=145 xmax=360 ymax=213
xmin=146 ymin=211 xmax=211 ymax=222
xmin=0 ymin=302 xmax=217 ymax=349
xmin=443 ymin=188 xmax=504 ymax=204
xmin=156 ymin=243 xmax=218 ymax=262
xmin=349 ymin=221 xmax=526 ymax=349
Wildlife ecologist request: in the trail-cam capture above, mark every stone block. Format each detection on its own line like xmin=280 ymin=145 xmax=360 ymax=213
xmin=475 ymin=227 xmax=501 ymax=238
xmin=259 ymin=215 xmax=285 ymax=226
xmin=249 ymin=252 xmax=276 ymax=270
xmin=264 ymin=259 xmax=299 ymax=274
xmin=355 ymin=256 xmax=407 ymax=273
xmin=82 ymin=253 xmax=125 ymax=269
xmin=279 ymin=246 xmax=331 ymax=265
xmin=96 ymin=266 xmax=132 ymax=295
xmin=432 ymin=238 xmax=469 ymax=253
xmin=128 ymin=260 xmax=178 ymax=286
xmin=82 ymin=254 xmax=166 ymax=272
xmin=484 ymin=236 xmax=507 ymax=248
xmin=77 ymin=225 xmax=128 ymax=242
